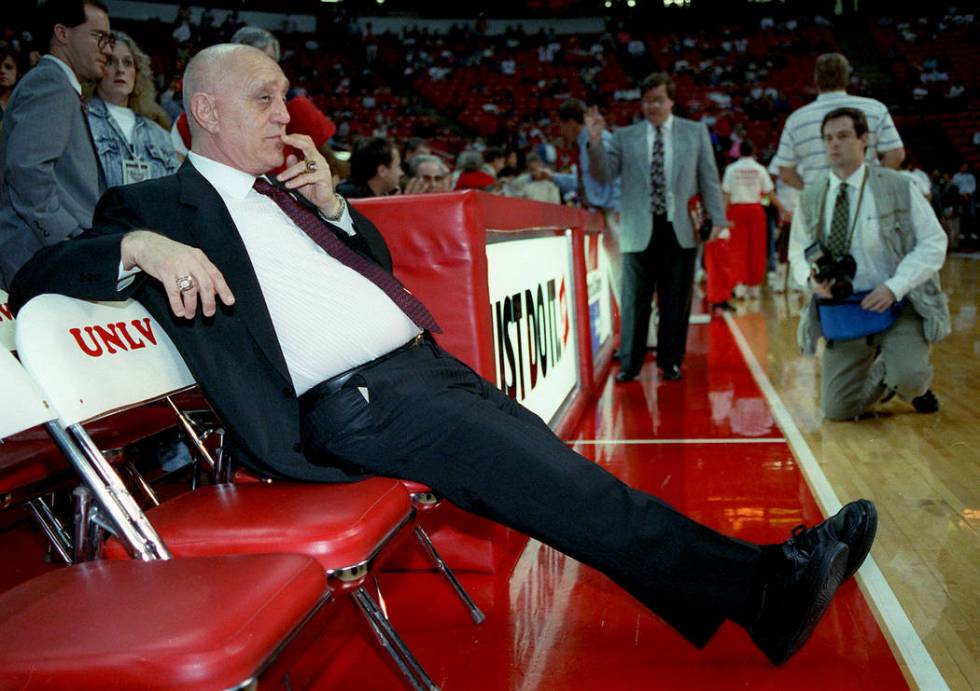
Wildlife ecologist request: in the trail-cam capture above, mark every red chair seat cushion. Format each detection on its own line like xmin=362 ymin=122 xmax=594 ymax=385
xmin=103 ymin=478 xmax=413 ymax=572
xmin=400 ymin=480 xmax=432 ymax=495
xmin=0 ymin=554 xmax=328 ymax=690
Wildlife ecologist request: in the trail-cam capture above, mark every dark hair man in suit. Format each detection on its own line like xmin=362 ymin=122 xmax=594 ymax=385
xmin=587 ymin=72 xmax=728 ymax=383
xmin=11 ymin=45 xmax=876 ymax=668
xmin=0 ymin=0 xmax=112 ymax=288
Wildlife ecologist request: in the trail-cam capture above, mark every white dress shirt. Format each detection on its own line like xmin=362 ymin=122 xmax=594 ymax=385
xmin=789 ymin=164 xmax=947 ymax=300
xmin=124 ymin=153 xmax=421 ymax=395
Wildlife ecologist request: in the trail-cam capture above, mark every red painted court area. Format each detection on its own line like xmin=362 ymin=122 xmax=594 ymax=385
xmin=311 ymin=319 xmax=909 ymax=689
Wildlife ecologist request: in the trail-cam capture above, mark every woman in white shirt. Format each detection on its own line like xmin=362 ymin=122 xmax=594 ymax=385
xmin=85 ymin=31 xmax=178 ymax=189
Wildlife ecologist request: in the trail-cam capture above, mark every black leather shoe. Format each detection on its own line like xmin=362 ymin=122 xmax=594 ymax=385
xmin=785 ymin=500 xmax=877 ymax=581
xmin=711 ymin=301 xmax=735 ymax=312
xmin=616 ymin=369 xmax=639 ymax=383
xmin=749 ymin=538 xmax=849 ymax=665
xmin=912 ymin=389 xmax=939 ymax=413
xmin=660 ymin=365 xmax=682 ymax=381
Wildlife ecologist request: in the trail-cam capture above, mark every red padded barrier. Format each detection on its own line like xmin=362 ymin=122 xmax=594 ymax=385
xmin=0 ymin=554 xmax=328 ymax=690
xmin=351 ymin=192 xmax=609 ymax=573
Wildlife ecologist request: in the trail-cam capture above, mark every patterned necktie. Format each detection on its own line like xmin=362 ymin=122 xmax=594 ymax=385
xmin=650 ymin=125 xmax=667 ymax=216
xmin=827 ymin=182 xmax=850 ymax=256
xmin=253 ymin=178 xmax=441 ymax=333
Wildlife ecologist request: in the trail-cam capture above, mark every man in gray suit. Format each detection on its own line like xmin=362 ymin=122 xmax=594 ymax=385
xmin=588 ymin=72 xmax=727 ymax=382
xmin=0 ymin=0 xmax=111 ymax=289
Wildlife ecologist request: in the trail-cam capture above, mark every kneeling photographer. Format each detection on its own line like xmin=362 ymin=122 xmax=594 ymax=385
xmin=788 ymin=107 xmax=949 ymax=420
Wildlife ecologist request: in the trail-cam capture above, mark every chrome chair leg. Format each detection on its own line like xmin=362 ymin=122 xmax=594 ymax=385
xmin=25 ymin=497 xmax=72 ymax=565
xmin=414 ymin=525 xmax=486 ymax=624
xmin=72 ymin=485 xmax=92 ymax=562
xmin=351 ymin=586 xmax=439 ymax=691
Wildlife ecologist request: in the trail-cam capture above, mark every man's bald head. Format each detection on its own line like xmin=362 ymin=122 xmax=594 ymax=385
xmin=181 ymin=43 xmax=291 ymax=174
xmin=183 ymin=44 xmax=270 ymax=135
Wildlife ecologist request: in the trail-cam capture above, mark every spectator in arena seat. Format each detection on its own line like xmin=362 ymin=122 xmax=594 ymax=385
xmin=0 ymin=0 xmax=112 ymax=289
xmin=11 ymin=44 xmax=878 ymax=670
xmin=587 ymin=72 xmax=728 ymax=383
xmin=0 ymin=43 xmax=25 ymax=122
xmin=511 ymin=152 xmax=560 ymax=204
xmin=402 ymin=137 xmax=431 ymax=165
xmin=788 ymin=108 xmax=948 ymax=420
xmin=84 ymin=31 xmax=178 ymax=189
xmin=336 ymin=136 xmax=403 ymax=198
xmin=404 ymin=153 xmax=450 ymax=195
xmin=454 ymin=150 xmax=496 ymax=190
xmin=481 ymin=146 xmax=506 ymax=179
xmin=774 ymin=53 xmax=905 ymax=191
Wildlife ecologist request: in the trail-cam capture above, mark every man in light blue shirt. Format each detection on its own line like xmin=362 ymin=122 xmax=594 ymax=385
xmin=552 ymin=99 xmax=620 ymax=211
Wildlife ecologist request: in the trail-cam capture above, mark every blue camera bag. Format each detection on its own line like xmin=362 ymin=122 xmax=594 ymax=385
xmin=817 ymin=291 xmax=904 ymax=341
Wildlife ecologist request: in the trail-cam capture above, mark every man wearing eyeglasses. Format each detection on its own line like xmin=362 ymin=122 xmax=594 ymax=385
xmin=0 ymin=0 xmax=112 ymax=289
xmin=404 ymin=154 xmax=451 ymax=194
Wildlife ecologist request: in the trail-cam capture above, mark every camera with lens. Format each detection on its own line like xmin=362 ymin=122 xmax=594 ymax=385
xmin=804 ymin=241 xmax=857 ymax=300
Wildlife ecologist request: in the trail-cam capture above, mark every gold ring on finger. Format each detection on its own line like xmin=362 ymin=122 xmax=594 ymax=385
xmin=305 ymin=159 xmax=319 ymax=173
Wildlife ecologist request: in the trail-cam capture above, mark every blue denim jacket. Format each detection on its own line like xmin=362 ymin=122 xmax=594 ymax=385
xmin=87 ymin=97 xmax=178 ymax=189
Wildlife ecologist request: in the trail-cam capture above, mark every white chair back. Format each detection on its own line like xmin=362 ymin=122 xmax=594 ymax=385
xmin=0 ymin=288 xmax=16 ymax=352
xmin=0 ymin=347 xmax=55 ymax=439
xmin=15 ymin=295 xmax=195 ymax=426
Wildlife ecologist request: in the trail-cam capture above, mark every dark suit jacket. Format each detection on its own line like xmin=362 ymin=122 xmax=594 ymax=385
xmin=0 ymin=57 xmax=105 ymax=288
xmin=10 ymin=160 xmax=392 ymax=483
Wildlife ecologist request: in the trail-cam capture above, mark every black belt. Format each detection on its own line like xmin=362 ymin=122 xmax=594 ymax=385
xmin=299 ymin=333 xmax=426 ymax=410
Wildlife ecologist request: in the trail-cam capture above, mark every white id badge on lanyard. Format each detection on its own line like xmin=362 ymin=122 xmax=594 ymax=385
xmin=122 ymin=159 xmax=151 ymax=185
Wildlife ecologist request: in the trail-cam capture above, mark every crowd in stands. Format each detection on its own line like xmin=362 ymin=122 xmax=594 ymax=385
xmin=0 ymin=4 xmax=976 ymax=251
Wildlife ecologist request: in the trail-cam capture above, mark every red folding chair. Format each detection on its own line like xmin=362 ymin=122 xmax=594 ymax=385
xmin=16 ymin=295 xmax=442 ymax=691
xmin=0 ymin=347 xmax=331 ymax=690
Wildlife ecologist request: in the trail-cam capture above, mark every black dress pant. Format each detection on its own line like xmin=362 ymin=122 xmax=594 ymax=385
xmin=301 ymin=340 xmax=761 ymax=646
xmin=619 ymin=215 xmax=698 ymax=375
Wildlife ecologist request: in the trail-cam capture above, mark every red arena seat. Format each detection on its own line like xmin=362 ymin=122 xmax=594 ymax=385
xmin=0 ymin=554 xmax=330 ymax=691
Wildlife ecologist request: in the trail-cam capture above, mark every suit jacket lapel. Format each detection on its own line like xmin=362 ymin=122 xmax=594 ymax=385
xmin=670 ymin=119 xmax=683 ymax=191
xmin=177 ymin=163 xmax=292 ymax=384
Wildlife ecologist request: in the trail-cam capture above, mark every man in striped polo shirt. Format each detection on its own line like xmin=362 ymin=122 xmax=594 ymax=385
xmin=774 ymin=53 xmax=904 ymax=191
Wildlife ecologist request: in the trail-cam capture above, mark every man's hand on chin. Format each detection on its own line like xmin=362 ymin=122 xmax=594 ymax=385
xmin=121 ymin=230 xmax=235 ymax=320
xmin=278 ymin=133 xmax=340 ymax=217
xmin=860 ymin=284 xmax=897 ymax=313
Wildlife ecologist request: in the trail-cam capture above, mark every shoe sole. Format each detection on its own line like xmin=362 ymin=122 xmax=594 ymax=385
xmin=843 ymin=500 xmax=878 ymax=581
xmin=764 ymin=542 xmax=849 ymax=666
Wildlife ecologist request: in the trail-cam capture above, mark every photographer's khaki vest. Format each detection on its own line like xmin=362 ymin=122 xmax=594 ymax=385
xmin=796 ymin=167 xmax=950 ymax=355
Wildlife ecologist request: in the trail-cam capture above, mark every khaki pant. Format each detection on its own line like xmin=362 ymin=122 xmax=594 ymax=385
xmin=820 ymin=303 xmax=933 ymax=421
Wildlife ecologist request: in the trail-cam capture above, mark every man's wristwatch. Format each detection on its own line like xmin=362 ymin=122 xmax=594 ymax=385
xmin=322 ymin=194 xmax=346 ymax=222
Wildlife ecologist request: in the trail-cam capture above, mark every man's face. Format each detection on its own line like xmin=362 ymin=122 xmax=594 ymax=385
xmin=209 ymin=51 xmax=291 ymax=175
xmin=416 ymin=160 xmax=448 ymax=192
xmin=641 ymin=84 xmax=674 ymax=126
xmin=62 ymin=4 xmax=111 ymax=81
xmin=560 ymin=119 xmax=578 ymax=142
xmin=378 ymin=148 xmax=403 ymax=193
xmin=822 ymin=116 xmax=867 ymax=172
xmin=528 ymin=160 xmax=546 ymax=180
xmin=0 ymin=56 xmax=18 ymax=88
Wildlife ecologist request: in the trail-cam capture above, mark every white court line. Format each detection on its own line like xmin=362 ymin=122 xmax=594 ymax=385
xmin=723 ymin=313 xmax=948 ymax=691
xmin=570 ymin=437 xmax=786 ymax=445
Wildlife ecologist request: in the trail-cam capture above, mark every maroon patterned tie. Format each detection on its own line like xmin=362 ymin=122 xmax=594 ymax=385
xmin=252 ymin=178 xmax=441 ymax=333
